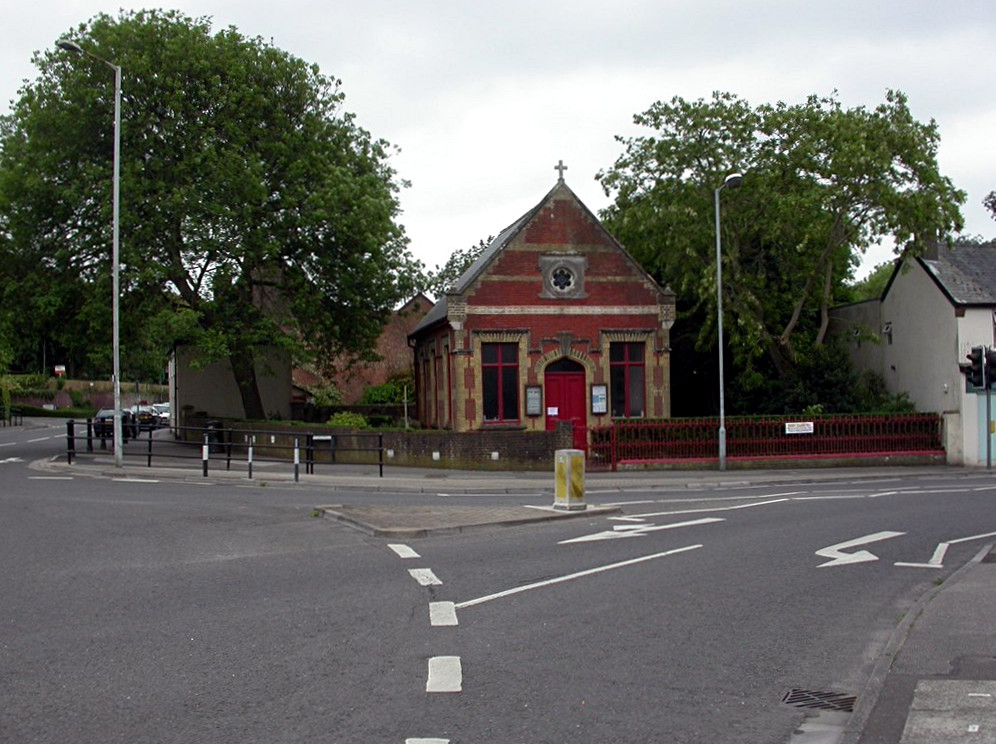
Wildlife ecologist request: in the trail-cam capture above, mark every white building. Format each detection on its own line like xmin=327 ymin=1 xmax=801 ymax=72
xmin=830 ymin=241 xmax=996 ymax=466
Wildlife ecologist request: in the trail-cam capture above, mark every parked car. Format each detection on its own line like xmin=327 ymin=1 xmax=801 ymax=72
xmin=131 ymin=405 xmax=157 ymax=432
xmin=151 ymin=402 xmax=170 ymax=428
xmin=92 ymin=409 xmax=138 ymax=439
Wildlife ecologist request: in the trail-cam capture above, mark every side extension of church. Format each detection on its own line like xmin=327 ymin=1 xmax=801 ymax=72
xmin=408 ymin=171 xmax=676 ymax=449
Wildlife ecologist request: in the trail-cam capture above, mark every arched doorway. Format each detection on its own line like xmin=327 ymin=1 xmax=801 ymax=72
xmin=545 ymin=358 xmax=587 ymax=450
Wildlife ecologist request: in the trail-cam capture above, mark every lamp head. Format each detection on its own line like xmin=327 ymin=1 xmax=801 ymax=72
xmin=724 ymin=173 xmax=743 ymax=189
xmin=56 ymin=39 xmax=84 ymax=54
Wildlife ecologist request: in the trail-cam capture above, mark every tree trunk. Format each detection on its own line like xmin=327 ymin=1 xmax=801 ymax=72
xmin=814 ymin=260 xmax=834 ymax=346
xmin=779 ymin=214 xmax=846 ymax=350
xmin=764 ymin=333 xmax=795 ymax=380
xmin=229 ymin=349 xmax=266 ymax=421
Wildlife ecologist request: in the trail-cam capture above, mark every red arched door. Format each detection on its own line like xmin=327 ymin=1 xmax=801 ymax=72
xmin=544 ymin=358 xmax=587 ymax=450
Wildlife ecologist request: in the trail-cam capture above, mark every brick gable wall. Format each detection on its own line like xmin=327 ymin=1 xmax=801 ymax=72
xmin=411 ymin=183 xmax=675 ymax=443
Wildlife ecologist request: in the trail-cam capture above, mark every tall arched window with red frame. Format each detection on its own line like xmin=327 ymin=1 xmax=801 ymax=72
xmin=610 ymin=342 xmax=645 ymax=418
xmin=482 ymin=342 xmax=519 ymax=422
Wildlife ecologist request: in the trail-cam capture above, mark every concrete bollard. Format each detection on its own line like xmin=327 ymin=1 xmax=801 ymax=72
xmin=553 ymin=448 xmax=586 ymax=511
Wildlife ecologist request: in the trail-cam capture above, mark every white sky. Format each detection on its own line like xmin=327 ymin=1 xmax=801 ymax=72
xmin=2 ymin=1 xmax=994 ymax=280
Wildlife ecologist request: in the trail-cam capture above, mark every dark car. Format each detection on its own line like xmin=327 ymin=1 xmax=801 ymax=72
xmin=131 ymin=405 xmax=157 ymax=432
xmin=92 ymin=409 xmax=138 ymax=440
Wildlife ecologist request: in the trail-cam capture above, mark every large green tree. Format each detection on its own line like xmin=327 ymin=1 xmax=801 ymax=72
xmin=598 ymin=91 xmax=964 ymax=409
xmin=0 ymin=10 xmax=421 ymax=417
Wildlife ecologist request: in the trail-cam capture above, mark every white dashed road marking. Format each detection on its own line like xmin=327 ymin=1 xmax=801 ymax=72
xmin=389 ymin=544 xmax=420 ymax=559
xmin=429 ymin=602 xmax=458 ymax=626
xmin=426 ymin=656 xmax=462 ymax=693
xmin=408 ymin=568 xmax=443 ymax=586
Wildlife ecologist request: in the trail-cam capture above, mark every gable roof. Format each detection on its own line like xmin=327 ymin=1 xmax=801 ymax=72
xmin=888 ymin=240 xmax=996 ymax=306
xmin=412 ymin=179 xmax=670 ymax=336
xmin=412 ymin=208 xmax=536 ymax=334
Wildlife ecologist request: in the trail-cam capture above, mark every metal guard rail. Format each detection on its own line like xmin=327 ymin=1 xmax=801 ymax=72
xmin=65 ymin=420 xmax=386 ymax=479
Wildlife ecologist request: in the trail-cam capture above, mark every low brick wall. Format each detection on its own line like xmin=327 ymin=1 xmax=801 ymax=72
xmin=380 ymin=425 xmax=574 ymax=470
xmin=183 ymin=416 xmax=574 ymax=471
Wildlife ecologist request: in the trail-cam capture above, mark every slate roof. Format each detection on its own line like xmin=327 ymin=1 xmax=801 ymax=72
xmin=915 ymin=240 xmax=996 ymax=306
xmin=411 ymin=207 xmax=538 ymax=335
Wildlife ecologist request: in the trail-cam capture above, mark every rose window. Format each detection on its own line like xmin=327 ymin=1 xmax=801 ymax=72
xmin=551 ymin=267 xmax=575 ymax=291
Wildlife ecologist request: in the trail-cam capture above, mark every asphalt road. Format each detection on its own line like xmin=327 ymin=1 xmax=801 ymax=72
xmin=3 ymin=422 xmax=996 ymax=743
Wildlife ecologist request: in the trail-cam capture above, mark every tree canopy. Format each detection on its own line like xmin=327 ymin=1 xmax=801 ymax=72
xmin=848 ymin=261 xmax=895 ymax=303
xmin=0 ymin=10 xmax=421 ymax=415
xmin=421 ymin=236 xmax=491 ymax=300
xmin=598 ymin=90 xmax=964 ymax=411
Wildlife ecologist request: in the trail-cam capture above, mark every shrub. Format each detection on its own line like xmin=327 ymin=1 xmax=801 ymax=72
xmin=9 ymin=374 xmax=48 ymax=392
xmin=327 ymin=411 xmax=368 ymax=429
xmin=307 ymin=383 xmax=342 ymax=407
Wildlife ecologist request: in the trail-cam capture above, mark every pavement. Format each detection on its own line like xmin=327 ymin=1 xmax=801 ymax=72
xmin=24 ymin=420 xmax=996 ymax=743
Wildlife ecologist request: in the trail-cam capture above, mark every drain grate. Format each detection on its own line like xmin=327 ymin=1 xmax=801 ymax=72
xmin=782 ymin=688 xmax=856 ymax=713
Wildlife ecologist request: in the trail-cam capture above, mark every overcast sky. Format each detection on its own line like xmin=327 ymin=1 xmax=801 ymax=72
xmin=3 ymin=1 xmax=994 ymax=280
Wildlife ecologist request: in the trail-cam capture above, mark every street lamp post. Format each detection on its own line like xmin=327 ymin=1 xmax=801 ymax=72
xmin=58 ymin=39 xmax=123 ymax=467
xmin=714 ymin=172 xmax=742 ymax=472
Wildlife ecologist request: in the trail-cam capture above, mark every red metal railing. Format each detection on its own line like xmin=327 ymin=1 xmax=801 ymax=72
xmin=588 ymin=414 xmax=944 ymax=470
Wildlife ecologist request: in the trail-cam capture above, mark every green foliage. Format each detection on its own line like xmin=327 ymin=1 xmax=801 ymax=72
xmin=847 ymin=261 xmax=896 ymax=302
xmin=326 ymin=411 xmax=368 ymax=429
xmin=598 ymin=90 xmax=965 ymax=397
xmin=0 ymin=380 xmax=10 ymax=420
xmin=15 ymin=404 xmax=96 ymax=418
xmin=0 ymin=10 xmax=420 ymax=415
xmin=0 ymin=304 xmax=13 ymax=376
xmin=6 ymin=373 xmax=49 ymax=391
xmin=731 ymin=340 xmax=917 ymax=415
xmin=362 ymin=373 xmax=414 ymax=405
xmin=422 ymin=237 xmax=492 ymax=299
xmin=307 ymin=383 xmax=343 ymax=408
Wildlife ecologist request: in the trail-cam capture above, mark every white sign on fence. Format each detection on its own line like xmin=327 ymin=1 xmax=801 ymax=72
xmin=785 ymin=421 xmax=815 ymax=435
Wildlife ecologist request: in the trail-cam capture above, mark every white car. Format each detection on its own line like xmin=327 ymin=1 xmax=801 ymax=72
xmin=151 ymin=402 xmax=170 ymax=428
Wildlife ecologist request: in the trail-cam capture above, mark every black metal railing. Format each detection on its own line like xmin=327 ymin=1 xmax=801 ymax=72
xmin=65 ymin=420 xmax=386 ymax=479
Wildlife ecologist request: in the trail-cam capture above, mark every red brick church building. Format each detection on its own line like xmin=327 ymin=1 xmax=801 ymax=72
xmin=409 ymin=164 xmax=677 ymax=449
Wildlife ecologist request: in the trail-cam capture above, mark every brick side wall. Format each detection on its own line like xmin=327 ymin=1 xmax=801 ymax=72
xmin=332 ymin=294 xmax=430 ymax=404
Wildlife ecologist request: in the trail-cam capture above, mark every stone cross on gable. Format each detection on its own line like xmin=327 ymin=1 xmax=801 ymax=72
xmin=554 ymin=159 xmax=568 ymax=182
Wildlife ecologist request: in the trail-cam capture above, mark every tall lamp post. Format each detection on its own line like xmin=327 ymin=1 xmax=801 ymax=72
xmin=714 ymin=172 xmax=742 ymax=471
xmin=58 ymin=39 xmax=123 ymax=467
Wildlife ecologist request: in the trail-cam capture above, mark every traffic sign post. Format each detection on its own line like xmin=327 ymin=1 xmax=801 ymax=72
xmin=960 ymin=345 xmax=993 ymax=469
